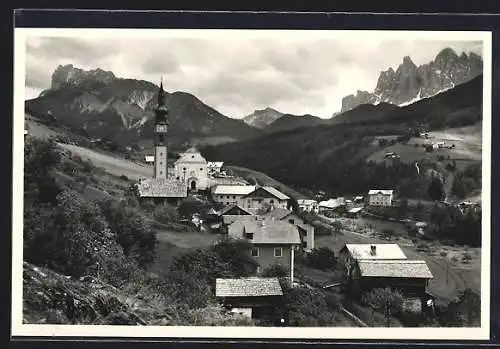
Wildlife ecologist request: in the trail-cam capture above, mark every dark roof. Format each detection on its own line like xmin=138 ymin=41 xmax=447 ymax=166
xmin=243 ymin=186 xmax=290 ymax=200
xmin=358 ymin=260 xmax=434 ymax=279
xmin=137 ymin=178 xmax=187 ymax=198
xmin=228 ymin=216 xmax=301 ymax=245
xmin=215 ymin=277 xmax=283 ymax=297
xmin=217 ymin=204 xmax=253 ymax=216
xmin=263 ymin=208 xmax=293 ymax=220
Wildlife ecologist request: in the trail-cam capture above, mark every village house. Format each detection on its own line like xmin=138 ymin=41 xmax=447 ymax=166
xmin=207 ymin=161 xmax=224 ymax=175
xmin=173 ymin=147 xmax=209 ymax=191
xmin=297 ymin=199 xmax=319 ymax=213
xmin=240 ymin=186 xmax=290 ymax=214
xmin=318 ymin=197 xmax=346 ymax=214
xmin=212 ymin=185 xmax=257 ymax=207
xmin=215 ymin=277 xmax=284 ymax=321
xmin=263 ymin=208 xmax=315 ymax=251
xmin=227 ymin=216 xmax=301 ymax=285
xmin=368 ymin=189 xmax=394 ymax=207
xmin=339 ymin=243 xmax=434 ymax=312
xmin=144 ymin=155 xmax=155 ymax=165
xmin=216 ymin=204 xmax=254 ymax=233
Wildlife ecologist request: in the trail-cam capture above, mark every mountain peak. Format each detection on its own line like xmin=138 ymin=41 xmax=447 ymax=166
xmin=51 ymin=64 xmax=116 ymax=90
xmin=402 ymin=55 xmax=415 ymax=66
xmin=243 ymin=107 xmax=284 ymax=129
xmin=435 ymin=47 xmax=459 ymax=61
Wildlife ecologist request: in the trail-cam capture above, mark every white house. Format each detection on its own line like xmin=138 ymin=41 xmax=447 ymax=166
xmin=318 ymin=197 xmax=345 ymax=213
xmin=173 ymin=147 xmax=209 ymax=191
xmin=144 ymin=155 xmax=155 ymax=164
xmin=368 ymin=190 xmax=394 ymax=207
xmin=212 ymin=185 xmax=257 ymax=207
xmin=207 ymin=161 xmax=224 ymax=175
xmin=297 ymin=199 xmax=319 ymax=213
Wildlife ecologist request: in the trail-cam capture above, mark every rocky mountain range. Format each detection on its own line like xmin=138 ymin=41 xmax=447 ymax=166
xmin=242 ymin=107 xmax=284 ymax=129
xmin=338 ymin=47 xmax=483 ymax=114
xmin=25 ymin=64 xmax=261 ymax=149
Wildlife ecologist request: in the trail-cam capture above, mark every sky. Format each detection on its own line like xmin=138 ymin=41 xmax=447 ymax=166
xmin=24 ymin=33 xmax=483 ymax=119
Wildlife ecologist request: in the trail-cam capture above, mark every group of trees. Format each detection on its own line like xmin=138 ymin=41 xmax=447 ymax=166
xmin=429 ymin=203 xmax=482 ymax=246
xmin=451 ymin=163 xmax=482 ymax=199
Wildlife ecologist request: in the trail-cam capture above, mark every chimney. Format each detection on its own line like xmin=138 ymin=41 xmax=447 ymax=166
xmin=370 ymin=245 xmax=376 ymax=256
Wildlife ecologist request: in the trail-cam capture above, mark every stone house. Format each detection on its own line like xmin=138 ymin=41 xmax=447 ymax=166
xmin=227 ymin=216 xmax=301 ymax=285
xmin=368 ymin=190 xmax=394 ymax=207
xmin=263 ymin=208 xmax=315 ymax=251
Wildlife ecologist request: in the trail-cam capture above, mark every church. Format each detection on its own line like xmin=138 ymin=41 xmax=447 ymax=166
xmin=173 ymin=146 xmax=210 ymax=191
xmin=136 ymin=81 xmax=187 ymax=202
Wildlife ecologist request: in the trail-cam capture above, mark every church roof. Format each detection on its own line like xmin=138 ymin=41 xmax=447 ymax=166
xmin=137 ymin=178 xmax=187 ymax=198
xmin=174 ymin=147 xmax=207 ymax=164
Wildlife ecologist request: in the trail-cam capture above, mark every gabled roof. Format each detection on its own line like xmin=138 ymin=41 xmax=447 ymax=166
xmin=368 ymin=190 xmax=394 ymax=195
xmin=217 ymin=204 xmax=253 ymax=216
xmin=243 ymin=186 xmax=290 ymax=200
xmin=228 ymin=217 xmax=301 ymax=245
xmin=137 ymin=178 xmax=187 ymax=198
xmin=341 ymin=244 xmax=407 ymax=260
xmin=358 ymin=260 xmax=433 ymax=279
xmin=213 ymin=185 xmax=256 ymax=196
xmin=208 ymin=161 xmax=224 ymax=168
xmin=297 ymin=199 xmax=318 ymax=205
xmin=263 ymin=208 xmax=294 ymax=221
xmin=215 ymin=277 xmax=283 ymax=298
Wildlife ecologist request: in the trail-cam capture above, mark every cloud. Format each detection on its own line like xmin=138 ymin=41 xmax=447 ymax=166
xmin=23 ymin=34 xmax=484 ymax=118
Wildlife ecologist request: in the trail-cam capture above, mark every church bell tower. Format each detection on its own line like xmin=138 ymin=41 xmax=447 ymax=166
xmin=154 ymin=80 xmax=168 ymax=179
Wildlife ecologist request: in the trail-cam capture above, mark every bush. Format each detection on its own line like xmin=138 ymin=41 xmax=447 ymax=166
xmin=153 ymin=203 xmax=179 ymax=224
xmin=303 ymin=247 xmax=337 ymax=270
xmin=262 ymin=264 xmax=289 ymax=278
xmin=361 ymin=287 xmax=404 ymax=327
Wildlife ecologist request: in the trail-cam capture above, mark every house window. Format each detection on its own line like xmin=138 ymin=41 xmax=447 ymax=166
xmin=233 ymin=195 xmax=236 ymax=199
xmin=159 ymin=171 xmax=162 ymax=175
xmin=226 ymin=202 xmax=230 ymax=206
xmin=251 ymin=247 xmax=259 ymax=257
xmin=274 ymin=248 xmax=283 ymax=258
xmin=245 ymin=232 xmax=254 ymax=240
xmin=257 ymin=266 xmax=261 ymax=274
xmin=160 ymin=162 xmax=162 ymax=165
xmin=270 ymin=200 xmax=274 ymax=204
xmin=288 ymin=219 xmax=295 ymax=224
xmin=200 ymin=168 xmax=203 ymax=171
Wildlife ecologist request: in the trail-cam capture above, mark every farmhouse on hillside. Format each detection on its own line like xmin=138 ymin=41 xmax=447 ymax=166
xmin=368 ymin=189 xmax=394 ymax=207
xmin=173 ymin=146 xmax=209 ymax=191
xmin=339 ymin=243 xmax=434 ymax=313
xmin=227 ymin=216 xmax=301 ymax=285
xmin=136 ymin=80 xmax=187 ymax=202
xmin=263 ymin=208 xmax=315 ymax=251
xmin=212 ymin=185 xmax=257 ymax=207
xmin=215 ymin=277 xmax=284 ymax=321
xmin=297 ymin=199 xmax=319 ymax=213
xmin=240 ymin=186 xmax=290 ymax=214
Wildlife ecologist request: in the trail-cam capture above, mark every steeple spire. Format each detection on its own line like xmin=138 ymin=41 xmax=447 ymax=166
xmin=157 ymin=78 xmax=166 ymax=107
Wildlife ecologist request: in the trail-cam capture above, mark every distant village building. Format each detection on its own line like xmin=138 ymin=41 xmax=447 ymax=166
xmin=212 ymin=185 xmax=257 ymax=206
xmin=144 ymin=155 xmax=155 ymax=165
xmin=217 ymin=204 xmax=254 ymax=231
xmin=318 ymin=197 xmax=345 ymax=214
xmin=297 ymin=199 xmax=319 ymax=213
xmin=263 ymin=208 xmax=315 ymax=251
xmin=368 ymin=189 xmax=394 ymax=207
xmin=215 ymin=277 xmax=284 ymax=320
xmin=241 ymin=186 xmax=290 ymax=214
xmin=339 ymin=243 xmax=434 ymax=313
xmin=227 ymin=216 xmax=301 ymax=285
xmin=136 ymin=80 xmax=187 ymax=203
xmin=173 ymin=147 xmax=209 ymax=191
xmin=207 ymin=161 xmax=224 ymax=175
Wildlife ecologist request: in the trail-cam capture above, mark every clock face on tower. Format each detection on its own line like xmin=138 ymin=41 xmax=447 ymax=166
xmin=155 ymin=124 xmax=167 ymax=133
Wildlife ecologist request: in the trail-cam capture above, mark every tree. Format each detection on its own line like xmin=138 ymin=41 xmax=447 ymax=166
xmin=439 ymin=288 xmax=480 ymax=326
xmin=381 ymin=229 xmax=395 ymax=241
xmin=361 ymin=287 xmax=404 ymax=327
xmin=462 ymin=252 xmax=472 ymax=264
xmin=451 ymin=176 xmax=467 ymax=199
xmin=428 ymin=177 xmax=445 ymax=201
xmin=304 ymin=247 xmax=337 ymax=270
xmin=396 ymin=199 xmax=408 ymax=218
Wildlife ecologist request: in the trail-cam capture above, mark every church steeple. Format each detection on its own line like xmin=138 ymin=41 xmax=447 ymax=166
xmin=157 ymin=78 xmax=166 ymax=107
